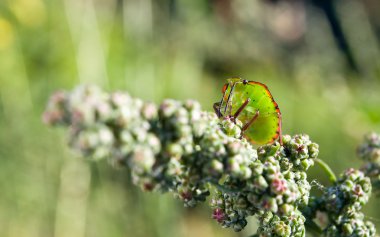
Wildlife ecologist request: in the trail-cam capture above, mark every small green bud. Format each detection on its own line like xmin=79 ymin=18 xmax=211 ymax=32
xmin=254 ymin=176 xmax=269 ymax=191
xmin=274 ymin=221 xmax=291 ymax=237
xmin=261 ymin=197 xmax=278 ymax=213
xmin=279 ymin=204 xmax=294 ymax=216
xmin=130 ymin=146 xmax=155 ymax=174
xmin=141 ymin=102 xmax=157 ymax=120
xmin=167 ymin=143 xmax=183 ymax=158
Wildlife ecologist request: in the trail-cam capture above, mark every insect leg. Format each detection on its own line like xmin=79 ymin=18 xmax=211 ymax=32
xmin=228 ymin=84 xmax=237 ymax=117
xmin=241 ymin=110 xmax=260 ymax=133
xmin=228 ymin=101 xmax=233 ymax=117
xmin=213 ymin=102 xmax=222 ymax=118
xmin=223 ymin=83 xmax=236 ymax=115
xmin=233 ymin=98 xmax=251 ymax=119
xmin=218 ymin=84 xmax=229 ymax=116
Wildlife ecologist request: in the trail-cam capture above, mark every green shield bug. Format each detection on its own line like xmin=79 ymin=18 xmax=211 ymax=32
xmin=214 ymin=78 xmax=282 ymax=145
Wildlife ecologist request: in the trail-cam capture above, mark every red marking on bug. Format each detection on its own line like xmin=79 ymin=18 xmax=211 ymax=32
xmin=222 ymin=83 xmax=228 ymax=93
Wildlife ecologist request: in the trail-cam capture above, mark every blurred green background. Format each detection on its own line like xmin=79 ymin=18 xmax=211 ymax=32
xmin=1 ymin=0 xmax=380 ymax=236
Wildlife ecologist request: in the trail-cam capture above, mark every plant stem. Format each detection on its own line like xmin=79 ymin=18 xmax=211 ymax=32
xmin=315 ymin=158 xmax=337 ymax=184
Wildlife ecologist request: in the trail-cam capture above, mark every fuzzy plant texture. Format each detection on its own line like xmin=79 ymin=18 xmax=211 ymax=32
xmin=43 ymin=85 xmax=379 ymax=237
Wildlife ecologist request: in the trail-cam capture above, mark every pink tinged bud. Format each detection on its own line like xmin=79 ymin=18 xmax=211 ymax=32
xmin=51 ymin=91 xmax=66 ymax=104
xmin=212 ymin=208 xmax=225 ymax=223
xmin=262 ymin=199 xmax=271 ymax=210
xmin=42 ymin=110 xmax=63 ymax=124
xmin=72 ymin=109 xmax=84 ymax=124
xmin=142 ymin=103 xmax=157 ymax=120
xmin=353 ymin=185 xmax=364 ymax=197
xmin=96 ymin=102 xmax=111 ymax=116
xmin=228 ymin=142 xmax=242 ymax=154
xmin=261 ymin=198 xmax=278 ymax=213
xmin=272 ymin=178 xmax=287 ymax=194
xmin=296 ymin=144 xmax=305 ymax=153
xmin=314 ymin=211 xmax=329 ymax=229
xmin=261 ymin=200 xmax=271 ymax=209
xmin=345 ymin=168 xmax=356 ymax=176
xmin=111 ymin=92 xmax=129 ymax=106
xmin=190 ymin=110 xmax=201 ymax=121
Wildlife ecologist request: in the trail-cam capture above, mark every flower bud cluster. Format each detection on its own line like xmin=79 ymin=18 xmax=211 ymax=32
xmin=281 ymin=134 xmax=319 ymax=171
xmin=210 ymin=191 xmax=257 ymax=231
xmin=358 ymin=133 xmax=380 ymax=163
xmin=324 ymin=208 xmax=376 ymax=237
xmin=210 ymin=134 xmax=318 ymax=233
xmin=323 ymin=169 xmax=371 ymax=214
xmin=303 ymin=169 xmax=375 ymax=237
xmin=323 ymin=169 xmax=374 ymax=236
xmin=358 ymin=132 xmax=380 ymax=194
xmin=254 ymin=210 xmax=306 ymax=237
xmin=44 ymin=85 xmax=126 ymax=160
xmin=254 ymin=135 xmax=318 ymax=209
xmin=44 ymin=85 xmax=378 ymax=237
xmin=150 ymin=102 xmax=256 ymax=207
xmin=43 ymin=85 xmax=257 ymax=207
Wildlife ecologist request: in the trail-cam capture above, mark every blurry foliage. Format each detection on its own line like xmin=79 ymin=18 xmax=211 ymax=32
xmin=0 ymin=0 xmax=380 ymax=236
